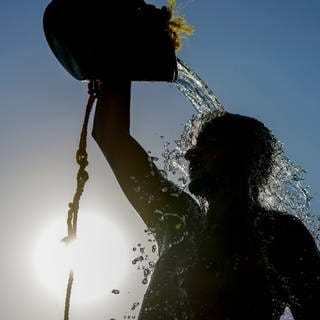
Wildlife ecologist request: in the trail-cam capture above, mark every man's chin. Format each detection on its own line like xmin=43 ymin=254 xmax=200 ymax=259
xmin=188 ymin=176 xmax=222 ymax=197
xmin=188 ymin=178 xmax=208 ymax=197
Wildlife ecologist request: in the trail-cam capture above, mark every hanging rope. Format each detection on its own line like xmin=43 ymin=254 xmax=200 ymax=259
xmin=64 ymin=271 xmax=74 ymax=320
xmin=62 ymin=81 xmax=98 ymax=320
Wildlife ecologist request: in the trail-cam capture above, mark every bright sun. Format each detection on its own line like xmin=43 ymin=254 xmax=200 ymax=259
xmin=32 ymin=214 xmax=130 ymax=304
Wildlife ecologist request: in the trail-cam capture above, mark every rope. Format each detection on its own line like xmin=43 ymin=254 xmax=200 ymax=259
xmin=64 ymin=271 xmax=74 ymax=320
xmin=62 ymin=81 xmax=98 ymax=320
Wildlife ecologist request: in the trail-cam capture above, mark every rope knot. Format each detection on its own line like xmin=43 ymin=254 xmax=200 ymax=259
xmin=76 ymin=149 xmax=88 ymax=166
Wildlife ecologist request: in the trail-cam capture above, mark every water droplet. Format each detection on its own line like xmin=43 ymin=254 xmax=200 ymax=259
xmin=132 ymin=256 xmax=144 ymax=264
xmin=131 ymin=302 xmax=140 ymax=310
xmin=111 ymin=289 xmax=120 ymax=294
xmin=144 ymin=268 xmax=151 ymax=277
xmin=170 ymin=193 xmax=179 ymax=197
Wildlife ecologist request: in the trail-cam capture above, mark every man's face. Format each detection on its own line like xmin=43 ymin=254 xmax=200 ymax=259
xmin=185 ymin=132 xmax=228 ymax=196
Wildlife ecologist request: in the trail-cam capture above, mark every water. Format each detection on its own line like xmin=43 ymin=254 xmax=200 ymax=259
xmin=159 ymin=57 xmax=320 ymax=320
xmin=175 ymin=58 xmax=225 ymax=114
xmin=171 ymin=58 xmax=319 ymax=244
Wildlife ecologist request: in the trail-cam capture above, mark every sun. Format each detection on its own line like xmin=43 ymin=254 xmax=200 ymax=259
xmin=32 ymin=213 xmax=130 ymax=304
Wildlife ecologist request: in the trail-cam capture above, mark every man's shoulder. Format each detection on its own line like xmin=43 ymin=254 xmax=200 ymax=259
xmin=256 ymin=209 xmax=305 ymax=234
xmin=256 ymin=208 xmax=317 ymax=255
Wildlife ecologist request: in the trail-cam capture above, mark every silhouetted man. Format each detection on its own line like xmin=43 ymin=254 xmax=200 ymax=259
xmin=92 ymin=81 xmax=320 ymax=320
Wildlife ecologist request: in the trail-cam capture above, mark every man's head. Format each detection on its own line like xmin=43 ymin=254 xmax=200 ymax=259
xmin=185 ymin=112 xmax=277 ymax=201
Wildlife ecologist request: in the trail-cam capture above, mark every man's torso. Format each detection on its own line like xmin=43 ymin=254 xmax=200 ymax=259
xmin=138 ymin=210 xmax=289 ymax=320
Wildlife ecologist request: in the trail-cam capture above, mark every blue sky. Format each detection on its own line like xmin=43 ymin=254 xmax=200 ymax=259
xmin=0 ymin=0 xmax=319 ymax=319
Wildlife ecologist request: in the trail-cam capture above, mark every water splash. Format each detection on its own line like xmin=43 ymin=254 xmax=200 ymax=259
xmin=163 ymin=57 xmax=319 ymax=246
xmin=131 ymin=236 xmax=157 ymax=286
xmin=164 ymin=58 xmax=319 ymax=320
xmin=162 ymin=58 xmax=224 ymax=192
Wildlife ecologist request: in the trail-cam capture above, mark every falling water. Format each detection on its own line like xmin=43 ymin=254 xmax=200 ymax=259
xmin=160 ymin=58 xmax=319 ymax=320
xmin=175 ymin=58 xmax=225 ymax=114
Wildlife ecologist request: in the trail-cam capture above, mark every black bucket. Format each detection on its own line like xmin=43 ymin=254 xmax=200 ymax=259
xmin=43 ymin=0 xmax=178 ymax=82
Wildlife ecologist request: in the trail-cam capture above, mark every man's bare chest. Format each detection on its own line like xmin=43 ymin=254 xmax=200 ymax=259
xmin=175 ymin=226 xmax=270 ymax=318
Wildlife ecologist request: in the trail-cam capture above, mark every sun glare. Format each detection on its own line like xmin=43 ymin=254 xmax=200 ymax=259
xmin=33 ymin=214 xmax=130 ymax=304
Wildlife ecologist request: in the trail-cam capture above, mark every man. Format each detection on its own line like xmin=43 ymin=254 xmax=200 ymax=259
xmin=92 ymin=81 xmax=320 ymax=319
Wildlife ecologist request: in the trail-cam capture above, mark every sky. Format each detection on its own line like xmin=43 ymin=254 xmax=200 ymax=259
xmin=0 ymin=0 xmax=320 ymax=319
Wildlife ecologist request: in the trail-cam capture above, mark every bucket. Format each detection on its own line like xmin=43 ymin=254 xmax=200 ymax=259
xmin=43 ymin=0 xmax=178 ymax=82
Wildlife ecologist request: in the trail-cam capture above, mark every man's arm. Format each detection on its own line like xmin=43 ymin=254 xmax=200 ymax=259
xmin=92 ymin=81 xmax=199 ymax=229
xmin=274 ymin=215 xmax=320 ymax=319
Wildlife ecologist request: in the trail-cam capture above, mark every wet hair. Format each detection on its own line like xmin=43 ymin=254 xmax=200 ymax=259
xmin=198 ymin=112 xmax=278 ymax=202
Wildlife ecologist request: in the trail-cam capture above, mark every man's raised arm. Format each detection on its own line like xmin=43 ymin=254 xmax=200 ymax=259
xmin=92 ymin=82 xmax=198 ymax=228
